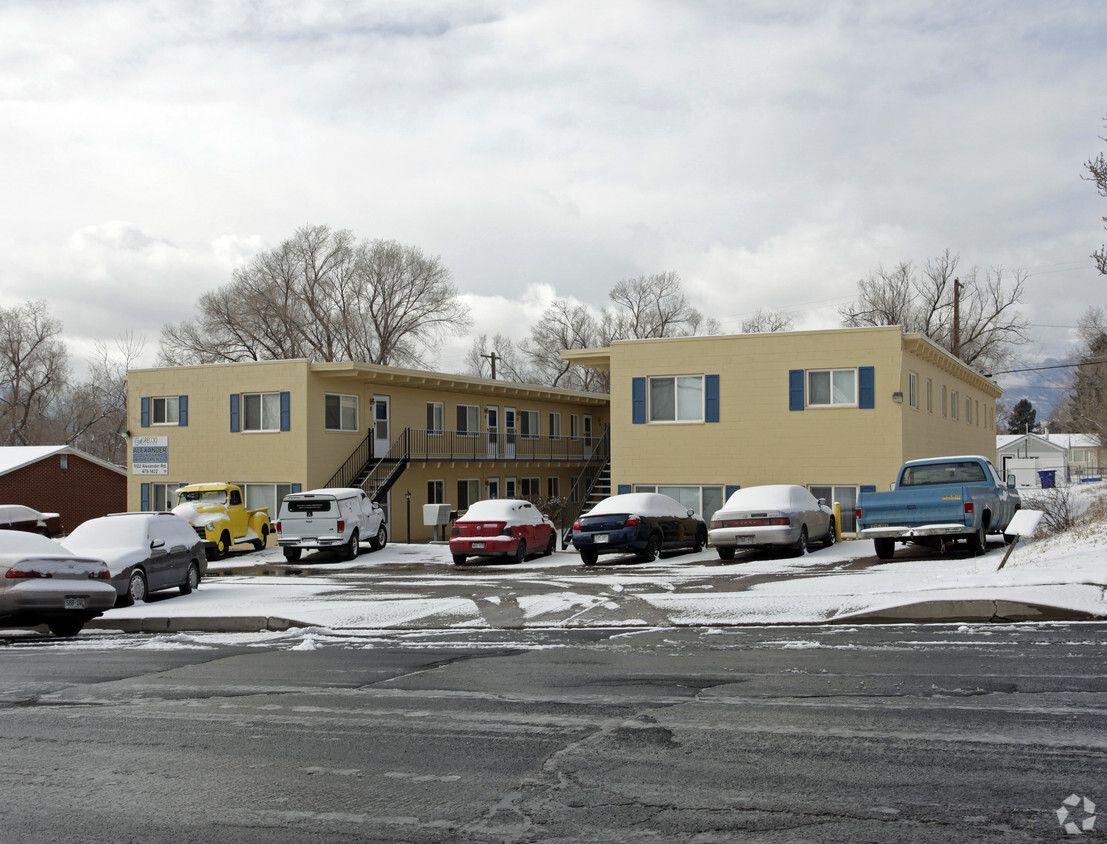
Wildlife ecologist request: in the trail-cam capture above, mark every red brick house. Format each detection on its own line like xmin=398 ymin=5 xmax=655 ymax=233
xmin=0 ymin=446 xmax=126 ymax=535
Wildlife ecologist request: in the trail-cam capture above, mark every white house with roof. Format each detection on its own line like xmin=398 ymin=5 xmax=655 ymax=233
xmin=995 ymin=432 xmax=1102 ymax=487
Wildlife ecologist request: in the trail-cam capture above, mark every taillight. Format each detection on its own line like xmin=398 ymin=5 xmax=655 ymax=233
xmin=855 ymin=508 xmax=862 ymax=520
xmin=274 ymin=521 xmax=282 ymax=533
xmin=573 ymin=519 xmax=581 ymax=530
xmin=500 ymin=525 xmax=513 ymax=536
xmin=6 ymin=569 xmax=51 ymax=579
xmin=337 ymin=520 xmax=345 ymax=532
xmin=450 ymin=527 xmax=459 ymax=537
xmin=713 ymin=517 xmax=789 ymax=528
xmin=89 ymin=569 xmax=112 ymax=581
xmin=624 ymin=515 xmax=641 ymax=527
xmin=964 ymin=502 xmax=975 ymax=514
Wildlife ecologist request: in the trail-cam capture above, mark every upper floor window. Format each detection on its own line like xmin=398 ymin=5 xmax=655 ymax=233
xmin=807 ymin=369 xmax=856 ymax=407
xmin=244 ymin=392 xmax=281 ymax=432
xmin=325 ymin=394 xmax=358 ymax=432
xmin=152 ymin=396 xmax=179 ymax=425
xmin=951 ymin=390 xmax=960 ymax=420
xmin=457 ymin=404 xmax=479 ymax=436
xmin=649 ymin=375 xmax=703 ymax=422
xmin=520 ymin=410 xmax=540 ymax=439
xmin=908 ymin=372 xmax=918 ymax=408
xmin=549 ymin=412 xmax=562 ymax=439
xmin=427 ymin=401 xmax=444 ymax=434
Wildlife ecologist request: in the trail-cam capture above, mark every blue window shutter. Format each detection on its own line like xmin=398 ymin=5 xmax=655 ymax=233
xmin=291 ymin=483 xmax=301 ymax=493
xmin=178 ymin=395 xmax=188 ymax=427
xmin=631 ymin=377 xmax=646 ymax=424
xmin=705 ymin=374 xmax=720 ymax=423
xmin=725 ymin=484 xmax=741 ymax=499
xmin=140 ymin=397 xmax=150 ymax=427
xmin=859 ymin=366 xmax=875 ymax=409
xmin=788 ymin=370 xmax=804 ymax=411
xmin=280 ymin=391 xmax=291 ymax=431
xmin=230 ymin=394 xmax=240 ymax=432
xmin=860 ymin=485 xmax=876 ymax=494
xmin=617 ymin=484 xmax=631 ymax=495
xmin=140 ymin=483 xmax=150 ymax=512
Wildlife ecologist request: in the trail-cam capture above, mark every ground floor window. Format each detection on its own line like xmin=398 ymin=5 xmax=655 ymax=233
xmin=547 ymin=476 xmax=560 ymax=499
xmin=149 ymin=482 xmax=181 ymax=511
xmin=428 ymin=480 xmax=445 ymax=504
xmin=520 ymin=477 xmax=540 ymax=498
xmin=633 ymin=484 xmax=725 ymax=524
xmin=231 ymin=483 xmax=294 ymax=520
xmin=808 ymin=485 xmax=858 ymax=533
xmin=458 ymin=479 xmax=480 ymax=511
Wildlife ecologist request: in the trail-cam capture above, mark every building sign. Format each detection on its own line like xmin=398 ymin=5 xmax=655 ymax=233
xmin=132 ymin=436 xmax=169 ymax=475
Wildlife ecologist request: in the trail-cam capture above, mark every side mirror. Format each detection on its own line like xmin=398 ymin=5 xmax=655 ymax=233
xmin=687 ymin=509 xmax=695 ymax=517
xmin=1007 ymin=475 xmax=1017 ymax=489
xmin=817 ymin=498 xmax=827 ymax=506
xmin=890 ymin=483 xmax=897 ymax=491
xmin=151 ymin=538 xmax=166 ymax=550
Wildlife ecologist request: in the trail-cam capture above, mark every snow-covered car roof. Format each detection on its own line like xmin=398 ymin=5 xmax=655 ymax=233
xmin=585 ymin=493 xmax=691 ymax=518
xmin=0 ymin=529 xmax=70 ymax=557
xmin=458 ymin=499 xmax=546 ymax=524
xmin=718 ymin=484 xmax=819 ymax=513
xmin=286 ymin=488 xmax=367 ymax=500
xmin=0 ymin=504 xmax=59 ymax=521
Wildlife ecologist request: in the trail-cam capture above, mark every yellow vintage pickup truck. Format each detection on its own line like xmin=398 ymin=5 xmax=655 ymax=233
xmin=171 ymin=483 xmax=272 ymax=559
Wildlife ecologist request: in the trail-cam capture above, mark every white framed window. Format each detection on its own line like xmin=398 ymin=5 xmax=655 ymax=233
xmin=150 ymin=482 xmax=181 ymax=511
xmin=926 ymin=378 xmax=933 ymax=413
xmin=457 ymin=404 xmax=480 ymax=436
xmin=152 ymin=396 xmax=179 ymax=425
xmin=649 ymin=375 xmax=704 ymax=422
xmin=458 ymin=479 xmax=479 ymax=510
xmin=570 ymin=414 xmax=579 ymax=440
xmin=428 ymin=479 xmax=445 ymax=504
xmin=521 ymin=477 xmax=540 ymax=498
xmin=243 ymin=392 xmax=281 ymax=432
xmin=549 ymin=412 xmax=562 ymax=439
xmin=547 ymin=476 xmax=560 ymax=499
xmin=634 ymin=484 xmax=723 ymax=524
xmin=951 ymin=390 xmax=959 ymax=420
xmin=942 ymin=385 xmax=948 ymax=417
xmin=230 ymin=483 xmax=294 ymax=517
xmin=426 ymin=402 xmax=444 ymax=434
xmin=325 ymin=394 xmax=358 ymax=432
xmin=908 ymin=372 xmax=918 ymax=408
xmin=807 ymin=369 xmax=856 ymax=407
xmin=520 ymin=410 xmax=540 ymax=439
xmin=809 ymin=485 xmax=859 ymax=534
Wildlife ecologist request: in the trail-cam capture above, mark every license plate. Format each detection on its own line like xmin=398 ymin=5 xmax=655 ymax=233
xmin=734 ymin=536 xmax=754 ymax=545
xmin=471 ymin=542 xmax=485 ymax=550
xmin=593 ymin=534 xmax=609 ymax=544
xmin=64 ymin=597 xmax=87 ymax=610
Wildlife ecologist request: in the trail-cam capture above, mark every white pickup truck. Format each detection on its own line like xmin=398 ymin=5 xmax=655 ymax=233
xmin=274 ymin=488 xmax=387 ymax=562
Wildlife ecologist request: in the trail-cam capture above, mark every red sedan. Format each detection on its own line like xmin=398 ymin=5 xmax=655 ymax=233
xmin=450 ymin=499 xmax=557 ymax=566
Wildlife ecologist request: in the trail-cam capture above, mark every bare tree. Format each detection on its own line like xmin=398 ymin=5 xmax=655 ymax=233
xmin=1086 ymin=116 xmax=1107 ymax=275
xmin=463 ymin=333 xmax=532 ymax=383
xmin=159 ymin=225 xmax=471 ymax=368
xmin=519 ymin=299 xmax=610 ymax=392
xmin=0 ymin=300 xmax=69 ymax=446
xmin=839 ymin=250 xmax=1030 ymax=372
xmin=608 ymin=272 xmax=721 ymax=339
xmin=1049 ymin=307 xmax=1107 ymax=435
xmin=741 ymin=308 xmax=794 ymax=334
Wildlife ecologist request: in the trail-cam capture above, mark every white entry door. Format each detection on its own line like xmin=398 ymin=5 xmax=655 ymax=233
xmin=504 ymin=407 xmax=517 ymax=459
xmin=372 ymin=395 xmax=391 ymax=457
xmin=486 ymin=405 xmax=499 ymax=458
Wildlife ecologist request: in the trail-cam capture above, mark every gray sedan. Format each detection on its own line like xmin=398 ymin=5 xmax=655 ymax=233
xmin=709 ymin=485 xmax=836 ymax=559
xmin=0 ymin=529 xmax=116 ymax=636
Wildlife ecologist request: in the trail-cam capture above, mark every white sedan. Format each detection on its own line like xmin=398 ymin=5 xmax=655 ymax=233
xmin=709 ymin=485 xmax=836 ymax=559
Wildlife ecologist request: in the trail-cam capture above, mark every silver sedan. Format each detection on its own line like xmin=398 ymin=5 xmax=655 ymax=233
xmin=709 ymin=485 xmax=836 ymax=559
xmin=0 ymin=529 xmax=116 ymax=636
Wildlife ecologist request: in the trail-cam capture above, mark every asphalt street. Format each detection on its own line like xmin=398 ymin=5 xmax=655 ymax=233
xmin=1 ymin=623 xmax=1104 ymax=842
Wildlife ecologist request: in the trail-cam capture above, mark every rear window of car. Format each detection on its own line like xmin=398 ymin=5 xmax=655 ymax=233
xmin=900 ymin=461 xmax=988 ymax=486
xmin=286 ymin=499 xmax=333 ymax=514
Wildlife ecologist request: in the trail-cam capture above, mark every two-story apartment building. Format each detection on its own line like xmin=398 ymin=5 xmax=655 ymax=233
xmin=126 ymin=359 xmax=608 ymax=543
xmin=562 ymin=326 xmax=1002 ymax=533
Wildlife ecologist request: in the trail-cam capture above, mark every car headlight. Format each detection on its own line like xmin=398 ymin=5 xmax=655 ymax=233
xmin=206 ymin=522 xmax=216 ymax=531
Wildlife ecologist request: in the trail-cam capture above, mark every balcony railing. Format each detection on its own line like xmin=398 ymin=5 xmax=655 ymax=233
xmin=402 ymin=428 xmax=599 ymax=463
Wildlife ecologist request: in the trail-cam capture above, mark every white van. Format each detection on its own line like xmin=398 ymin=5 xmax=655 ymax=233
xmin=275 ymin=488 xmax=386 ymax=562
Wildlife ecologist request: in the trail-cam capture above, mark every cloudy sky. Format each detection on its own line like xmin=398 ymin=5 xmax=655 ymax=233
xmin=3 ymin=1 xmax=1105 ymax=405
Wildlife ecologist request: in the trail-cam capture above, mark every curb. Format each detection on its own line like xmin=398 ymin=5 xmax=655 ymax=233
xmin=832 ymin=600 xmax=1100 ymax=624
xmin=86 ymin=616 xmax=311 ymax=634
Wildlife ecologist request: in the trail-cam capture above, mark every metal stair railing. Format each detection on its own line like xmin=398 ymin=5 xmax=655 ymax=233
xmin=324 ymin=432 xmax=374 ymax=489
xmin=559 ymin=427 xmax=611 ymax=548
xmin=360 ymin=429 xmax=412 ymax=504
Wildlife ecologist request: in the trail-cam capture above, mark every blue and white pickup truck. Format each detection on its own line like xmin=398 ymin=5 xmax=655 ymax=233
xmin=855 ymin=455 xmax=1021 ymax=559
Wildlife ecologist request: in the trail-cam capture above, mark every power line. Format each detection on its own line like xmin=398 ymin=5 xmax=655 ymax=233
xmin=986 ymin=357 xmax=1107 ymax=377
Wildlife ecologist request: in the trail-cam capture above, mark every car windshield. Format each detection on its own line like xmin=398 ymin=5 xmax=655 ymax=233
xmin=66 ymin=517 xmax=149 ymax=549
xmin=899 ymin=461 xmax=988 ymax=486
xmin=179 ymin=490 xmax=227 ymax=505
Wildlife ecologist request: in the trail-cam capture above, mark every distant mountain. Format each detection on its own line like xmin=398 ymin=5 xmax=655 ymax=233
xmin=994 ymin=354 xmax=1075 ymax=429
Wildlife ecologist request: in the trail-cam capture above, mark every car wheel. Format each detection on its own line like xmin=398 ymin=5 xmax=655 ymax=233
xmin=210 ymin=532 xmax=231 ymax=560
xmin=639 ymin=533 xmax=661 ymax=563
xmin=717 ymin=546 xmax=736 ymax=561
xmin=693 ymin=526 xmax=707 ymax=553
xmin=47 ymin=618 xmax=84 ymax=637
xmin=342 ymin=529 xmax=360 ymax=561
xmin=180 ymin=562 xmax=200 ymax=595
xmin=452 ymin=553 xmax=467 ymax=566
xmin=127 ymin=569 xmax=148 ymax=604
xmin=967 ymin=523 xmax=986 ymax=556
xmin=789 ymin=525 xmax=808 ymax=557
xmin=251 ymin=525 xmax=268 ymax=551
xmin=369 ymin=524 xmax=387 ymax=551
xmin=579 ymin=549 xmax=598 ymax=566
xmin=874 ymin=538 xmax=896 ymax=560
xmin=544 ymin=532 xmax=556 ymax=557
xmin=513 ymin=539 xmax=527 ymax=564
xmin=823 ymin=518 xmax=836 ymax=548
xmin=283 ymin=547 xmax=302 ymax=562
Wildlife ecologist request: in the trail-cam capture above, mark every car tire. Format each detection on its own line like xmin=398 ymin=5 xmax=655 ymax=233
xmin=369 ymin=524 xmax=387 ymax=551
xmin=210 ymin=532 xmax=231 ymax=561
xmin=342 ymin=530 xmax=360 ymax=561
xmin=717 ymin=546 xmax=736 ymax=561
xmin=967 ymin=524 xmax=986 ymax=556
xmin=823 ymin=518 xmax=836 ymax=548
xmin=127 ymin=569 xmax=148 ymax=604
xmin=283 ymin=547 xmax=302 ymax=562
xmin=874 ymin=538 xmax=896 ymax=560
xmin=180 ymin=561 xmax=200 ymax=595
xmin=791 ymin=526 xmax=808 ymax=557
xmin=452 ymin=553 xmax=467 ymax=566
xmin=639 ymin=533 xmax=661 ymax=563
xmin=47 ymin=618 xmax=84 ymax=637
xmin=513 ymin=539 xmax=527 ymax=564
xmin=544 ymin=532 xmax=556 ymax=557
xmin=251 ymin=526 xmax=268 ymax=552
xmin=579 ymin=549 xmax=598 ymax=566
xmin=693 ymin=527 xmax=707 ymax=553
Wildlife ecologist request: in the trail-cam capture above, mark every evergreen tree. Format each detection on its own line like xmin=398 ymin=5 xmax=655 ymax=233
xmin=1006 ymin=398 xmax=1039 ymax=435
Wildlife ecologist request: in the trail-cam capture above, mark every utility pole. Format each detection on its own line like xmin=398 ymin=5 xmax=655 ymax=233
xmin=952 ymin=277 xmax=962 ymax=359
xmin=480 ymin=351 xmax=500 ymax=380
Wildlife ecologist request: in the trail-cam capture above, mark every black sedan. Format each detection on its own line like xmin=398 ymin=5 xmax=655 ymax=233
xmin=572 ymin=492 xmax=707 ymax=566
